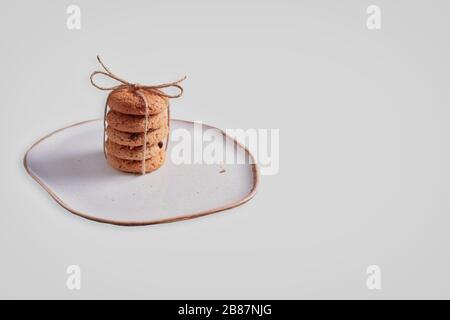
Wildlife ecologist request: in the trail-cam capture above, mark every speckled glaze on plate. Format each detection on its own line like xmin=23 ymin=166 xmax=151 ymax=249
xmin=24 ymin=119 xmax=259 ymax=226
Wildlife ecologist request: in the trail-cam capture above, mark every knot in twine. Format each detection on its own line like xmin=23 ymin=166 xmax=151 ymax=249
xmin=90 ymin=55 xmax=186 ymax=174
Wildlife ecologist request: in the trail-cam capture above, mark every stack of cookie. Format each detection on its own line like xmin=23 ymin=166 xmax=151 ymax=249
xmin=105 ymin=87 xmax=169 ymax=174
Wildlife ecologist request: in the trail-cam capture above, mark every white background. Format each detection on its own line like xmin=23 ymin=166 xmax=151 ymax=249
xmin=1 ymin=0 xmax=449 ymax=298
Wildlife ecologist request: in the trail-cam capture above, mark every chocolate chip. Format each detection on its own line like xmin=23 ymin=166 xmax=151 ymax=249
xmin=129 ymin=133 xmax=139 ymax=141
xmin=158 ymin=141 xmax=164 ymax=148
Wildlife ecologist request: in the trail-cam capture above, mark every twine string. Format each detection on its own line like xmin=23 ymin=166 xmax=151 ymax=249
xmin=136 ymin=90 xmax=149 ymax=175
xmin=90 ymin=55 xmax=186 ymax=174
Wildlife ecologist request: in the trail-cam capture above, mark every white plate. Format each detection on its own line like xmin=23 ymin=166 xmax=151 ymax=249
xmin=24 ymin=119 xmax=258 ymax=226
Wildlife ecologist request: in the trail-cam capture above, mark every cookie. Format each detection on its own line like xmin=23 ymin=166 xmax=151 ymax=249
xmin=106 ymin=139 xmax=164 ymax=160
xmin=108 ymin=87 xmax=168 ymax=115
xmin=106 ymin=139 xmax=163 ymax=161
xmin=106 ymin=125 xmax=168 ymax=147
xmin=106 ymin=109 xmax=168 ymax=133
xmin=107 ymin=150 xmax=166 ymax=173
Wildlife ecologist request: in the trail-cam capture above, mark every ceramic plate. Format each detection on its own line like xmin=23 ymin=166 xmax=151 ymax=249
xmin=24 ymin=119 xmax=258 ymax=226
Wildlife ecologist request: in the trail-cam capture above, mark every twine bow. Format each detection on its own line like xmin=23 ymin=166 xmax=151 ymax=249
xmin=90 ymin=55 xmax=186 ymax=174
xmin=90 ymin=55 xmax=186 ymax=98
